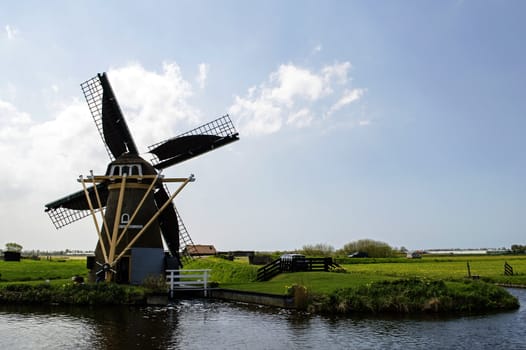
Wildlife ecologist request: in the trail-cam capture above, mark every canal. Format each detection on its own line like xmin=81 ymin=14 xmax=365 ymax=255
xmin=0 ymin=288 xmax=525 ymax=349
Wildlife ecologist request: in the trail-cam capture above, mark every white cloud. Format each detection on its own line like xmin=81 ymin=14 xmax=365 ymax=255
xmin=0 ymin=61 xmax=201 ymax=191
xmin=107 ymin=62 xmax=201 ymax=147
xmin=358 ymin=120 xmax=371 ymax=126
xmin=269 ymin=64 xmax=327 ymax=106
xmin=312 ymin=44 xmax=322 ymax=53
xmin=5 ymin=25 xmax=18 ymax=40
xmin=287 ymin=108 xmax=313 ymax=128
xmin=229 ymin=62 xmax=364 ymax=135
xmin=0 ymin=61 xmax=365 ymax=250
xmin=0 ymin=62 xmax=203 ymax=249
xmin=196 ymin=63 xmax=210 ymax=89
xmin=327 ymin=88 xmax=366 ymax=116
xmin=229 ymin=92 xmax=282 ymax=135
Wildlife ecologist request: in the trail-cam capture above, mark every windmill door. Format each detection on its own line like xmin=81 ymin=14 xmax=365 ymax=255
xmin=115 ymin=256 xmax=130 ymax=284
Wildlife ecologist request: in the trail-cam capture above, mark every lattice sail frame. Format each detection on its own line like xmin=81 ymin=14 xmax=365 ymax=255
xmin=46 ymin=207 xmax=103 ymax=229
xmin=163 ymin=184 xmax=195 ymax=263
xmin=80 ymin=75 xmax=114 ymax=160
xmin=148 ymin=114 xmax=238 ymax=166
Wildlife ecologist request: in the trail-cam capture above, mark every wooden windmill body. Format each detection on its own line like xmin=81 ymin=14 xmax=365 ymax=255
xmin=45 ymin=73 xmax=239 ymax=283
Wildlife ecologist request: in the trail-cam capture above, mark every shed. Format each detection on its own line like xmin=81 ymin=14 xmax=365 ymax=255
xmin=184 ymin=245 xmax=217 ymax=256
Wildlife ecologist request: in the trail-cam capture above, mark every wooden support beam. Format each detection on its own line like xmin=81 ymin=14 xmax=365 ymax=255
xmin=89 ymin=171 xmax=112 ymax=245
xmin=108 ymin=174 xmax=127 ymax=268
xmin=113 ymin=176 xmax=193 ymax=265
xmin=79 ymin=175 xmax=194 ymax=183
xmin=79 ymin=176 xmax=108 ymax=263
xmin=115 ymin=174 xmax=160 ymax=248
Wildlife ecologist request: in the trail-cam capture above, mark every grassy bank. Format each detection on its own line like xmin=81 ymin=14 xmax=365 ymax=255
xmin=0 ymin=258 xmax=87 ymax=284
xmin=186 ymin=256 xmax=521 ymax=314
xmin=0 ymin=282 xmax=146 ymax=305
xmin=0 ymin=258 xmax=147 ymax=305
xmin=308 ymin=278 xmax=519 ymax=314
xmin=0 ymin=255 xmax=522 ymax=314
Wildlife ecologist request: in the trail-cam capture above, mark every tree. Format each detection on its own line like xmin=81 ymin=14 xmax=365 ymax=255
xmin=511 ymin=244 xmax=526 ymax=254
xmin=300 ymin=243 xmax=335 ymax=256
xmin=5 ymin=242 xmax=22 ymax=252
xmin=338 ymin=239 xmax=394 ymax=258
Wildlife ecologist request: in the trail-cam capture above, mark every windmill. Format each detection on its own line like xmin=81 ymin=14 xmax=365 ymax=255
xmin=44 ymin=72 xmax=239 ymax=283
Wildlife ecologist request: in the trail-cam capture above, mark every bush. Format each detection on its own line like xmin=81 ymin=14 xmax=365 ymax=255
xmin=142 ymin=274 xmax=167 ymax=293
xmin=338 ymin=239 xmax=395 ymax=258
xmin=0 ymin=283 xmax=146 ymax=305
xmin=309 ymin=278 xmax=519 ymax=314
xmin=300 ymin=244 xmax=335 ymax=257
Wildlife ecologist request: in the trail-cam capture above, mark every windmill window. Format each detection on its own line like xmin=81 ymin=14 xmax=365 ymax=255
xmin=121 ymin=213 xmax=130 ymax=224
xmin=109 ymin=164 xmax=143 ymax=176
xmin=130 ymin=165 xmax=141 ymax=175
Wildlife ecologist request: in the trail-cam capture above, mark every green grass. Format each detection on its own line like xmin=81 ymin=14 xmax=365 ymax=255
xmin=310 ymin=278 xmax=519 ymax=314
xmin=224 ymin=271 xmax=398 ymax=295
xmin=0 ymin=282 xmax=146 ymax=305
xmin=341 ymin=255 xmax=526 ymax=285
xmin=3 ymin=254 xmax=525 ymax=297
xmin=0 ymin=258 xmax=87 ymax=283
xmin=190 ymin=255 xmax=526 ymax=296
xmin=0 ymin=255 xmax=521 ymax=312
xmin=184 ymin=257 xmax=259 ymax=283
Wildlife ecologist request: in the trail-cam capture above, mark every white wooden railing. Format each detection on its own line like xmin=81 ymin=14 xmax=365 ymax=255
xmin=166 ymin=269 xmax=211 ymax=297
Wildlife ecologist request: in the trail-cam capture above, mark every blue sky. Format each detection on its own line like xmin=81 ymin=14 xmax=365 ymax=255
xmin=0 ymin=1 xmax=524 ymax=252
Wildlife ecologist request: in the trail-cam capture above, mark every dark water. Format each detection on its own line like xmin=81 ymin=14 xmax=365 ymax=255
xmin=1 ymin=289 xmax=525 ymax=349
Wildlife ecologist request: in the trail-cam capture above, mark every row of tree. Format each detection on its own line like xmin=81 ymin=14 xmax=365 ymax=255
xmin=299 ymin=239 xmax=395 ymax=258
xmin=300 ymin=241 xmax=526 ymax=258
xmin=4 ymin=242 xmax=22 ymax=252
xmin=511 ymin=245 xmax=526 ymax=254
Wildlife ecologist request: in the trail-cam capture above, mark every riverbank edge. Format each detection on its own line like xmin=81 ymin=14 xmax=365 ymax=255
xmin=208 ymin=282 xmax=521 ymax=315
xmin=496 ymin=283 xmax=526 ymax=289
xmin=0 ymin=279 xmax=521 ymax=315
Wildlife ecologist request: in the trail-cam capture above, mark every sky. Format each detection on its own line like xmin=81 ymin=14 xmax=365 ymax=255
xmin=0 ymin=1 xmax=524 ymax=252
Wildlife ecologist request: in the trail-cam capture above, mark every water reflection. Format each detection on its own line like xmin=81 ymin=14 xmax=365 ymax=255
xmin=0 ymin=289 xmax=524 ymax=349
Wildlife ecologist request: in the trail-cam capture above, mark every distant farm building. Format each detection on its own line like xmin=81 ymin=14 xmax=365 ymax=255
xmin=425 ymin=248 xmax=509 ymax=255
xmin=184 ymin=245 xmax=217 ymax=256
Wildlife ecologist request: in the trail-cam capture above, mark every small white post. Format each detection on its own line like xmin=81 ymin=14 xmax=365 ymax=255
xmin=168 ymin=270 xmax=174 ymax=299
xmin=203 ymin=270 xmax=209 ymax=297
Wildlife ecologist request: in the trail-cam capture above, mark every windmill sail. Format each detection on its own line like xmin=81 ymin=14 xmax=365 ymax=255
xmin=154 ymin=186 xmax=180 ymax=257
xmin=81 ymin=73 xmax=138 ymax=160
xmin=148 ymin=115 xmax=239 ymax=169
xmin=45 ymin=183 xmax=108 ymax=228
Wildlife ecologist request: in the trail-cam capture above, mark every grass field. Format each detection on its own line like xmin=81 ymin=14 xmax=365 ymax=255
xmin=2 ymin=254 xmax=526 ymax=294
xmin=211 ymin=255 xmax=526 ymax=295
xmin=342 ymin=255 xmax=526 ymax=285
xmin=0 ymin=257 xmax=87 ymax=284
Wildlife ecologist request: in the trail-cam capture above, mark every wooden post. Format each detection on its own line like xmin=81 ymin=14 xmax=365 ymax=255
xmin=115 ymin=174 xmax=160 ymax=248
xmin=89 ymin=171 xmax=112 ymax=245
xmin=113 ymin=176 xmax=193 ymax=264
xmin=80 ymin=176 xmax=109 ymax=263
xmin=107 ymin=175 xmax=127 ymax=281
